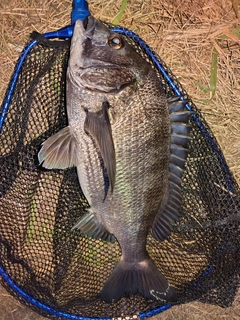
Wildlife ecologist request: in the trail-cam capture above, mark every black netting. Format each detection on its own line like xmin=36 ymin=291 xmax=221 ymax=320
xmin=0 ymin=29 xmax=239 ymax=319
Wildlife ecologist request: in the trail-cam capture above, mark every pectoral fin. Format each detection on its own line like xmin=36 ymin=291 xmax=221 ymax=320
xmin=38 ymin=126 xmax=79 ymax=169
xmin=84 ymin=101 xmax=116 ymax=192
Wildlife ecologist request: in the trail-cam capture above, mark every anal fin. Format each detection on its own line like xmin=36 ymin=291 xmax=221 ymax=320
xmin=72 ymin=211 xmax=115 ymax=243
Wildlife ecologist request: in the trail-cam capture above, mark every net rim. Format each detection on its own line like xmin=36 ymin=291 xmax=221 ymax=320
xmin=0 ymin=24 xmax=238 ymax=319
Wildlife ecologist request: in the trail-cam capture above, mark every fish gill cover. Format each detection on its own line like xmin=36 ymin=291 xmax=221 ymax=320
xmin=0 ymin=7 xmax=240 ymax=320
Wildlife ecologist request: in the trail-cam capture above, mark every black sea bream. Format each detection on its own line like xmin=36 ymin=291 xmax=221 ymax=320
xmin=38 ymin=16 xmax=192 ymax=303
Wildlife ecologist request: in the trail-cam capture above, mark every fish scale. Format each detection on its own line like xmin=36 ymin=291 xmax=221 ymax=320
xmin=38 ymin=16 xmax=192 ymax=303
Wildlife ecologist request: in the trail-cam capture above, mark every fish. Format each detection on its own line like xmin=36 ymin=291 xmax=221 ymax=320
xmin=38 ymin=16 xmax=192 ymax=303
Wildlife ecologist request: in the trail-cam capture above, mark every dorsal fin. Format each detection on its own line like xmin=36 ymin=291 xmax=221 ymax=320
xmin=151 ymin=97 xmax=192 ymax=241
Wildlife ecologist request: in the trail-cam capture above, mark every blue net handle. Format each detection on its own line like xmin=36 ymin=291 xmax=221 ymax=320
xmin=71 ymin=0 xmax=90 ymax=24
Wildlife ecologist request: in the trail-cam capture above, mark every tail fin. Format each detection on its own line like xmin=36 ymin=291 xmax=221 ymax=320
xmin=100 ymin=258 xmax=176 ymax=303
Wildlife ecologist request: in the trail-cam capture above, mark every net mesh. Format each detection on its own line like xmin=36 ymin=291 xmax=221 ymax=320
xmin=0 ymin=30 xmax=239 ymax=319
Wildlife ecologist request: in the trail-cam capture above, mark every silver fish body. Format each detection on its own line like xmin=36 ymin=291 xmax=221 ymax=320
xmin=38 ymin=17 xmax=192 ymax=302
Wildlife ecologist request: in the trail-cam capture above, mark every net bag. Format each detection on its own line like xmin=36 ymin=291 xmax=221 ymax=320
xmin=0 ymin=25 xmax=239 ymax=319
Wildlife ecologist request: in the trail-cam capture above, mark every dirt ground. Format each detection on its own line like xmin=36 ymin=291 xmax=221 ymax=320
xmin=0 ymin=0 xmax=239 ymax=319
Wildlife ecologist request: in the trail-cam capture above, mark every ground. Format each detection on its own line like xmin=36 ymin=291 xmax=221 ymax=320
xmin=0 ymin=0 xmax=239 ymax=319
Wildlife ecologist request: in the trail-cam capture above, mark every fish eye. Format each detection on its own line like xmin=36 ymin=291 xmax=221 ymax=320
xmin=108 ymin=34 xmax=123 ymax=50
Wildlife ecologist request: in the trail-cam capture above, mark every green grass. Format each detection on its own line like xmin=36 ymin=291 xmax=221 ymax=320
xmin=195 ymin=47 xmax=218 ymax=100
xmin=26 ymin=190 xmax=36 ymax=242
xmin=196 ymin=28 xmax=240 ymax=99
xmin=218 ymin=27 xmax=240 ymax=40
xmin=209 ymin=47 xmax=217 ymax=98
xmin=50 ymin=69 xmax=61 ymax=95
xmin=112 ymin=0 xmax=129 ymax=24
xmin=24 ymin=190 xmax=53 ymax=244
xmin=0 ymin=45 xmax=7 ymax=55
xmin=73 ymin=238 xmax=118 ymax=265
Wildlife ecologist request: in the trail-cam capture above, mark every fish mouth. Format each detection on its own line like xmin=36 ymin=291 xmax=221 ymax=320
xmin=72 ymin=16 xmax=96 ymax=45
xmin=82 ymin=15 xmax=96 ymax=39
xmin=69 ymin=17 xmax=134 ymax=90
xmin=74 ymin=18 xmax=125 ymax=69
xmin=69 ymin=17 xmax=97 ymax=71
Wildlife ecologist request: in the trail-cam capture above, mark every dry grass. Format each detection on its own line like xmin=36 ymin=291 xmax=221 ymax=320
xmin=0 ymin=0 xmax=239 ymax=319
